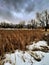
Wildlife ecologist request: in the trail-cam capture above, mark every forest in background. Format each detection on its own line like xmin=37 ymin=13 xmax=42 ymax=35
xmin=0 ymin=10 xmax=49 ymax=31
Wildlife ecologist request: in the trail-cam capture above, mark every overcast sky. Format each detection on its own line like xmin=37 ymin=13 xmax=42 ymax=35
xmin=0 ymin=0 xmax=49 ymax=24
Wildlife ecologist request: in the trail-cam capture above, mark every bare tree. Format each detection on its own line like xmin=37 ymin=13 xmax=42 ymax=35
xmin=36 ymin=10 xmax=49 ymax=31
xmin=31 ymin=19 xmax=37 ymax=28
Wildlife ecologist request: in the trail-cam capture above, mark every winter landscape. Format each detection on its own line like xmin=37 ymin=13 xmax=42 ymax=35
xmin=0 ymin=0 xmax=49 ymax=65
xmin=3 ymin=40 xmax=49 ymax=65
xmin=0 ymin=29 xmax=49 ymax=65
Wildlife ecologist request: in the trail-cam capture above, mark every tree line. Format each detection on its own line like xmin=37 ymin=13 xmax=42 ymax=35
xmin=0 ymin=10 xmax=49 ymax=31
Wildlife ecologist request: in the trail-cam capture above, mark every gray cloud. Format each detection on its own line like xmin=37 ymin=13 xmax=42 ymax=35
xmin=0 ymin=0 xmax=49 ymax=23
xmin=25 ymin=2 xmax=35 ymax=13
xmin=2 ymin=0 xmax=35 ymax=13
xmin=0 ymin=0 xmax=35 ymax=23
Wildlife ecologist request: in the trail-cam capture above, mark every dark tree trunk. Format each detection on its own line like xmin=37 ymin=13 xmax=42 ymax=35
xmin=45 ymin=10 xmax=48 ymax=31
xmin=45 ymin=26 xmax=47 ymax=31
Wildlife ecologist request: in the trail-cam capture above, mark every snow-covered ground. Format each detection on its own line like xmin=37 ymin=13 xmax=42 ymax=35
xmin=3 ymin=41 xmax=49 ymax=65
xmin=26 ymin=41 xmax=48 ymax=50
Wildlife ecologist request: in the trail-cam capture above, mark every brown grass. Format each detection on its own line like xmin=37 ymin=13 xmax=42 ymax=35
xmin=0 ymin=29 xmax=48 ymax=56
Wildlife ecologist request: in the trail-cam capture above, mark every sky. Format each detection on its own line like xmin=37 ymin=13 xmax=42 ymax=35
xmin=0 ymin=0 xmax=49 ymax=24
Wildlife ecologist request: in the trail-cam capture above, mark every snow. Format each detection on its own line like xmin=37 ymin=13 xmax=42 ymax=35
xmin=4 ymin=53 xmax=16 ymax=65
xmin=4 ymin=50 xmax=35 ymax=65
xmin=26 ymin=41 xmax=48 ymax=50
xmin=35 ymin=41 xmax=47 ymax=46
xmin=4 ymin=51 xmax=49 ymax=65
xmin=3 ymin=41 xmax=49 ymax=65
xmin=33 ymin=53 xmax=49 ymax=65
xmin=4 ymin=62 xmax=12 ymax=65
xmin=30 ymin=51 xmax=45 ymax=59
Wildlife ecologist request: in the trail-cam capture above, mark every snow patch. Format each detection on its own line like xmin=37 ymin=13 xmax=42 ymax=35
xmin=3 ymin=41 xmax=49 ymax=65
xmin=26 ymin=41 xmax=48 ymax=50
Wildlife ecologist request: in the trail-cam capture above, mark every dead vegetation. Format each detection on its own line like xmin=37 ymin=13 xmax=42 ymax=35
xmin=0 ymin=29 xmax=49 ymax=56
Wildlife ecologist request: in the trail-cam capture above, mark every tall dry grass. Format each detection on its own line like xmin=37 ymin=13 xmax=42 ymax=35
xmin=0 ymin=29 xmax=48 ymax=56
